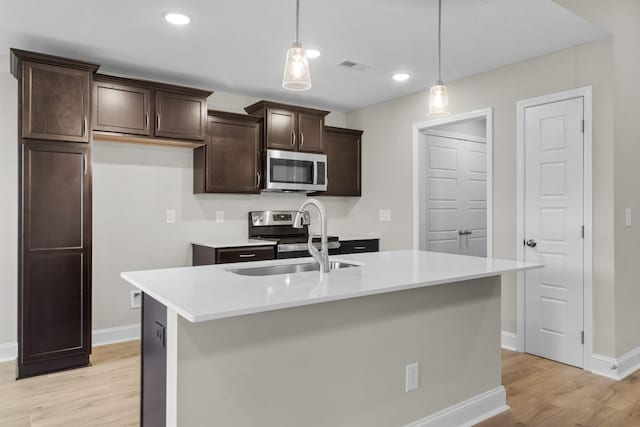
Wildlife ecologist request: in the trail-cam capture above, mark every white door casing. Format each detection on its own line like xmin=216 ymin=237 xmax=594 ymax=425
xmin=523 ymin=97 xmax=584 ymax=368
xmin=424 ymin=133 xmax=487 ymax=256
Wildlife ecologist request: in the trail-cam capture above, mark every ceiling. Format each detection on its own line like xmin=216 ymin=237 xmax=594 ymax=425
xmin=0 ymin=0 xmax=607 ymax=111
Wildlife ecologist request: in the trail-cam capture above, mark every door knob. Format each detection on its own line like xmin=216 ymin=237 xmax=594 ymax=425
xmin=525 ymin=239 xmax=537 ymax=248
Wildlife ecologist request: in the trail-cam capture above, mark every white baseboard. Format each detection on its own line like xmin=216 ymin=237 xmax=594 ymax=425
xmin=92 ymin=324 xmax=140 ymax=347
xmin=0 ymin=324 xmax=141 ymax=363
xmin=404 ymin=386 xmax=508 ymax=427
xmin=592 ymin=346 xmax=640 ymax=381
xmin=501 ymin=331 xmax=519 ymax=352
xmin=0 ymin=342 xmax=18 ymax=363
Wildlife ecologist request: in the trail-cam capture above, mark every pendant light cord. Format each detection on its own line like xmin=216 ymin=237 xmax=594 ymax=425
xmin=437 ymin=0 xmax=442 ymax=83
xmin=295 ymin=0 xmax=300 ymax=43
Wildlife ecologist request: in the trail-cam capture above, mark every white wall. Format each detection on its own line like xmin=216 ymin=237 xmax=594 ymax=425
xmin=0 ymin=56 xmax=18 ymax=347
xmin=92 ymin=94 xmax=349 ymax=332
xmin=345 ymin=37 xmax=616 ymax=357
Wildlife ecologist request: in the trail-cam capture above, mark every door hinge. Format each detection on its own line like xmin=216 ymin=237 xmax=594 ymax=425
xmin=581 ymin=225 xmax=584 ymax=238
xmin=581 ymin=330 xmax=585 ymax=345
xmin=581 ymin=119 xmax=585 ymax=133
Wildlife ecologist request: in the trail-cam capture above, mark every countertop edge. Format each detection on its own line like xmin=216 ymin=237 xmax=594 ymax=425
xmin=121 ymin=261 xmax=541 ymax=323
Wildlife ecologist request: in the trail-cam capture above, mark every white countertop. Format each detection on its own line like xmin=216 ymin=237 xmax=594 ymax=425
xmin=121 ymin=250 xmax=542 ymax=323
xmin=192 ymin=239 xmax=276 ymax=249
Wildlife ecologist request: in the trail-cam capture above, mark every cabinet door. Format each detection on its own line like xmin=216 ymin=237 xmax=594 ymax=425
xmin=266 ymin=108 xmax=297 ymax=150
xmin=22 ymin=61 xmax=91 ymax=143
xmin=155 ymin=90 xmax=207 ymax=141
xmin=202 ymin=115 xmax=261 ymax=193
xmin=93 ymin=81 xmax=151 ymax=136
xmin=20 ymin=142 xmax=91 ymax=377
xmin=298 ymin=113 xmax=324 ymax=153
xmin=324 ymin=128 xmax=362 ymax=196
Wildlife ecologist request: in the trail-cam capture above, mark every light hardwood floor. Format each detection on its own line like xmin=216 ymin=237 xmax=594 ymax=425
xmin=1 ymin=344 xmax=639 ymax=426
xmin=477 ymin=350 xmax=640 ymax=427
xmin=0 ymin=341 xmax=139 ymax=427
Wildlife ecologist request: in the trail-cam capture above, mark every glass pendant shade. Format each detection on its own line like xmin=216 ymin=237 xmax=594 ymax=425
xmin=282 ymin=41 xmax=311 ymax=91
xmin=428 ymin=82 xmax=450 ymax=117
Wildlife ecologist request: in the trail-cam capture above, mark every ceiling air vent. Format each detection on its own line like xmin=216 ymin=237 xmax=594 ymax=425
xmin=337 ymin=60 xmax=370 ymax=72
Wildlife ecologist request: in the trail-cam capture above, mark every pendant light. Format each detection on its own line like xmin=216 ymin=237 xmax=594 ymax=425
xmin=428 ymin=0 xmax=450 ymax=117
xmin=282 ymin=0 xmax=311 ymax=91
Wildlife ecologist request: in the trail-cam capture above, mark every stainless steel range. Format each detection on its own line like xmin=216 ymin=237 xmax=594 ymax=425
xmin=248 ymin=210 xmax=340 ymax=259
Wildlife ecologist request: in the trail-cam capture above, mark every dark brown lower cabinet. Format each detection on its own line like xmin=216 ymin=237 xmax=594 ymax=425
xmin=141 ymin=293 xmax=167 ymax=427
xmin=192 ymin=244 xmax=275 ymax=266
xmin=18 ymin=141 xmax=92 ymax=379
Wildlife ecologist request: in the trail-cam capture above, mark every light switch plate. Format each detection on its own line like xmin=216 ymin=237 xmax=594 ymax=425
xmin=405 ymin=362 xmax=419 ymax=392
xmin=166 ymin=209 xmax=176 ymax=224
xmin=625 ymin=208 xmax=632 ymax=227
xmin=216 ymin=211 xmax=225 ymax=223
xmin=379 ymin=209 xmax=392 ymax=222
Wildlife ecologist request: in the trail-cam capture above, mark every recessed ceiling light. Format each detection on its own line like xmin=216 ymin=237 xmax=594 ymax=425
xmin=306 ymin=49 xmax=321 ymax=59
xmin=392 ymin=73 xmax=411 ymax=82
xmin=164 ymin=12 xmax=191 ymax=25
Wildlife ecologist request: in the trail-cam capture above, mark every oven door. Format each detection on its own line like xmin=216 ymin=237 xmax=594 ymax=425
xmin=265 ymin=150 xmax=327 ymax=192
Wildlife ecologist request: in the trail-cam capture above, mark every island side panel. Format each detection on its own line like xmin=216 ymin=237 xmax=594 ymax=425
xmin=141 ymin=293 xmax=167 ymax=427
xmin=173 ymin=276 xmax=503 ymax=427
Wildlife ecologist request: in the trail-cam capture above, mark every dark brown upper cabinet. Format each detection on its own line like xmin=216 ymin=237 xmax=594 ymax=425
xmin=194 ymin=111 xmax=262 ymax=194
xmin=155 ymin=90 xmax=207 ymax=141
xmin=11 ymin=50 xmax=99 ymax=143
xmin=298 ymin=112 xmax=325 ymax=152
xmin=93 ymin=78 xmax=151 ymax=136
xmin=320 ymin=126 xmax=363 ymax=197
xmin=245 ymin=100 xmax=329 ymax=153
xmin=90 ymin=74 xmax=212 ymax=146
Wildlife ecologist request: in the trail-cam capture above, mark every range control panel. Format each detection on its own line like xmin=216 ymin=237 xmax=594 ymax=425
xmin=249 ymin=210 xmax=310 ymax=227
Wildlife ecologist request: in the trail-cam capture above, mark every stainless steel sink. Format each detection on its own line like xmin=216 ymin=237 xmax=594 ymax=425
xmin=228 ymin=261 xmax=358 ymax=277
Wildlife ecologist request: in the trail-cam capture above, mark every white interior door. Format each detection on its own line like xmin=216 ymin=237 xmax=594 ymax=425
xmin=524 ymin=97 xmax=584 ymax=368
xmin=424 ymin=134 xmax=487 ymax=256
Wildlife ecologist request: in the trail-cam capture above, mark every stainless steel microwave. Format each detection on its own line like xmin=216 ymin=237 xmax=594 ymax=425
xmin=265 ymin=149 xmax=327 ymax=192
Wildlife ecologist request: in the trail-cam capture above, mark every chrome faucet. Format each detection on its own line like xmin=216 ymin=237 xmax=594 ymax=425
xmin=293 ymin=199 xmax=330 ymax=274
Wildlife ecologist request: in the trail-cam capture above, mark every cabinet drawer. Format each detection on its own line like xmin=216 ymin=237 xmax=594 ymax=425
xmin=216 ymin=246 xmax=275 ymax=264
xmin=338 ymin=239 xmax=379 ymax=254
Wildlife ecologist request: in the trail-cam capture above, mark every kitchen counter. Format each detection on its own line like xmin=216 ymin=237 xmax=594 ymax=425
xmin=191 ymin=239 xmax=276 ymax=249
xmin=121 ymin=249 xmax=542 ymax=323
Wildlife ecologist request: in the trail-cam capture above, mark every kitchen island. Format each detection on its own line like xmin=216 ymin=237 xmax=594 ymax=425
xmin=122 ymin=250 xmax=542 ymax=427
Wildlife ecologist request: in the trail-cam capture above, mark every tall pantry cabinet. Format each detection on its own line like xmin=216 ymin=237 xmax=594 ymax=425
xmin=11 ymin=49 xmax=97 ymax=378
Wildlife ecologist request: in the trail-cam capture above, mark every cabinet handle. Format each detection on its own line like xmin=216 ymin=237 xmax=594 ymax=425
xmin=256 ymin=171 xmax=261 ymax=187
xmin=239 ymin=254 xmax=256 ymax=258
xmin=291 ymin=131 xmax=296 ymax=145
xmin=156 ymin=113 xmax=160 ymax=132
xmin=354 ymin=246 xmax=367 ymax=250
xmin=144 ymin=113 xmax=149 ymax=130
xmin=83 ymin=154 xmax=87 ymax=176
xmin=82 ymin=116 xmax=87 ymax=137
xmin=300 ymin=131 xmax=304 ymax=147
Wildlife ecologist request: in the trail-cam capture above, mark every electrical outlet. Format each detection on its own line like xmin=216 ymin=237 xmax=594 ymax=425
xmin=166 ymin=209 xmax=176 ymax=224
xmin=405 ymin=362 xmax=419 ymax=392
xmin=216 ymin=210 xmax=225 ymax=223
xmin=625 ymin=208 xmax=632 ymax=227
xmin=154 ymin=322 xmax=165 ymax=348
xmin=129 ymin=290 xmax=142 ymax=309
xmin=379 ymin=209 xmax=392 ymax=222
